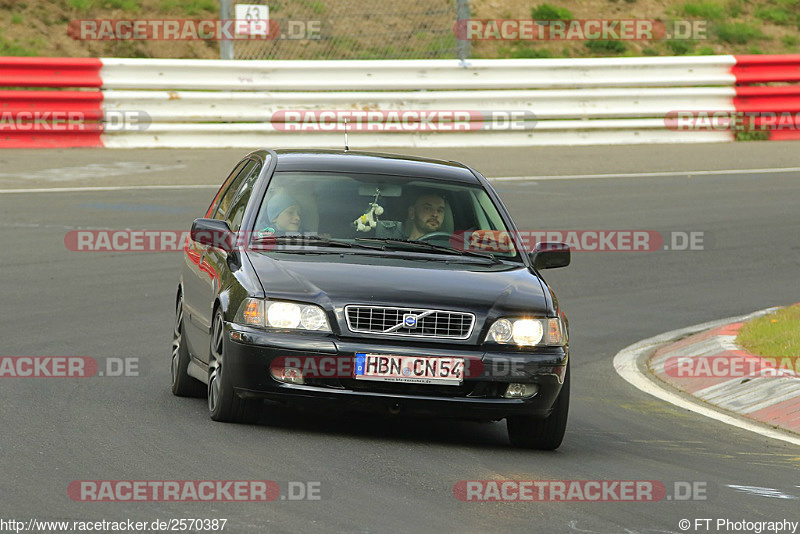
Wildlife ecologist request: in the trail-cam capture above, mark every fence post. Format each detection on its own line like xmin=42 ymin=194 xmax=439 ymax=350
xmin=220 ymin=0 xmax=234 ymax=60
xmin=456 ymin=0 xmax=471 ymax=62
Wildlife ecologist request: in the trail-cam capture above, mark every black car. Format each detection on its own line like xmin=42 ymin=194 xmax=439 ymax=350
xmin=172 ymin=149 xmax=571 ymax=450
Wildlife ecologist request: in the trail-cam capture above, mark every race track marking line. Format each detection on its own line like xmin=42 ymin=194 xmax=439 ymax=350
xmin=491 ymin=166 xmax=800 ymax=181
xmin=613 ymin=308 xmax=800 ymax=448
xmin=0 ymin=184 xmax=217 ymax=194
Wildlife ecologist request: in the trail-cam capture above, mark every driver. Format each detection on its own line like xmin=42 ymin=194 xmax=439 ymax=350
xmin=406 ymin=191 xmax=446 ymax=240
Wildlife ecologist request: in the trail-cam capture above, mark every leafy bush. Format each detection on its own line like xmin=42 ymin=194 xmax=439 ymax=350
xmin=667 ymin=39 xmax=694 ymax=54
xmin=736 ymin=130 xmax=769 ymax=141
xmin=531 ymin=4 xmax=574 ymax=20
xmin=585 ymin=40 xmax=627 ymax=54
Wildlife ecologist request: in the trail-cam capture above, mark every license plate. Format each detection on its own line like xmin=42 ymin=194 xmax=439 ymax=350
xmin=353 ymin=353 xmax=464 ymax=385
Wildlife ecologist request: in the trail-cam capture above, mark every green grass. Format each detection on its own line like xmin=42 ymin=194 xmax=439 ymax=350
xmin=69 ymin=0 xmax=140 ymax=12
xmin=299 ymin=0 xmax=326 ymax=15
xmin=183 ymin=0 xmax=217 ymax=16
xmin=531 ymin=4 xmax=574 ymax=20
xmin=585 ymin=40 xmax=627 ymax=54
xmin=715 ymin=22 xmax=764 ymax=43
xmin=501 ymin=43 xmax=552 ymax=58
xmin=424 ymin=33 xmax=459 ymax=55
xmin=68 ymin=0 xmax=95 ymax=9
xmin=737 ymin=304 xmax=800 ymax=363
xmin=755 ymin=6 xmax=792 ymax=24
xmin=727 ymin=0 xmax=744 ymax=17
xmin=681 ymin=1 xmax=727 ymax=20
xmin=782 ymin=34 xmax=798 ymax=48
xmin=159 ymin=0 xmax=180 ymax=10
xmin=696 ymin=45 xmax=716 ymax=54
xmin=0 ymin=31 xmax=38 ymax=56
xmin=107 ymin=0 xmax=139 ymax=10
xmin=11 ymin=14 xmax=23 ymax=24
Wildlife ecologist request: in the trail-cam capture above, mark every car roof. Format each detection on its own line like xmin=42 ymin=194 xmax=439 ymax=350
xmin=259 ymin=149 xmax=481 ymax=184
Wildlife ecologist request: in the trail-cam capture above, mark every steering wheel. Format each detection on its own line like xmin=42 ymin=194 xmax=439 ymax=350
xmin=415 ymin=231 xmax=452 ymax=243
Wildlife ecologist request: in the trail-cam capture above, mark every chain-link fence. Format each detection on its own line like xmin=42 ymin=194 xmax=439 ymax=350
xmin=220 ymin=0 xmax=470 ymax=60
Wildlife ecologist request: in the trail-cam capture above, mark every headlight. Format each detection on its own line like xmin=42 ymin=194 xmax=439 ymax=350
xmin=235 ymin=298 xmax=331 ymax=332
xmin=485 ymin=317 xmax=566 ymax=347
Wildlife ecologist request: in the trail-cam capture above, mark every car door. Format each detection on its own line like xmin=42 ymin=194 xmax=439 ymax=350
xmin=182 ymin=159 xmax=252 ymax=357
xmin=193 ymin=159 xmax=262 ymax=364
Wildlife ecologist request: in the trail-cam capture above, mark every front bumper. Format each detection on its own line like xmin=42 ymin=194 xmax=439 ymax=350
xmin=225 ymin=325 xmax=568 ymax=420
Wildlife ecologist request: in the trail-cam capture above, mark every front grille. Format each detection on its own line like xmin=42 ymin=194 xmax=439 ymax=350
xmin=344 ymin=306 xmax=475 ymax=340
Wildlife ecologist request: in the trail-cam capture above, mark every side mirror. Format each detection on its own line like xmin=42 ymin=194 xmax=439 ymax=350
xmin=191 ymin=218 xmax=234 ymax=254
xmin=530 ymin=242 xmax=570 ymax=270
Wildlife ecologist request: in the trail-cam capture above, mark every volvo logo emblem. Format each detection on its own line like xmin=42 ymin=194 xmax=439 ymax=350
xmin=403 ymin=313 xmax=418 ymax=328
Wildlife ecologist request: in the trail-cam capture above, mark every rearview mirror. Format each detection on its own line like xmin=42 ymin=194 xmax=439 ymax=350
xmin=191 ymin=218 xmax=234 ymax=254
xmin=530 ymin=242 xmax=570 ymax=270
xmin=358 ymin=184 xmax=402 ymax=197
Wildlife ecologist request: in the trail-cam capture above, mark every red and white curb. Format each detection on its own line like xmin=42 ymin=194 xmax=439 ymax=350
xmin=613 ymin=308 xmax=800 ymax=447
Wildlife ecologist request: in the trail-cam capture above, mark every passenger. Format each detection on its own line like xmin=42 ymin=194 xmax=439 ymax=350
xmin=266 ymin=192 xmax=302 ymax=234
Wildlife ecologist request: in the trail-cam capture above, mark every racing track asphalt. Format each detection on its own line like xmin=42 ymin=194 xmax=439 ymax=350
xmin=1 ymin=143 xmax=798 ymax=533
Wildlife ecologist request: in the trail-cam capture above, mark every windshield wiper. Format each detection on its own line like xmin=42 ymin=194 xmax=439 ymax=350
xmin=252 ymin=234 xmax=385 ymax=251
xmin=355 ymin=237 xmax=500 ymax=262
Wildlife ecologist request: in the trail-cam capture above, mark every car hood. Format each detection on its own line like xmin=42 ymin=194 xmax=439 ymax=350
xmin=246 ymin=251 xmax=550 ymax=316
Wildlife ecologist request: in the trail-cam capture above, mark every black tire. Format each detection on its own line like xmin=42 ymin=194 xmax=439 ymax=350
xmin=207 ymin=310 xmax=260 ymax=423
xmin=507 ymin=362 xmax=570 ymax=450
xmin=171 ymin=294 xmax=205 ymax=398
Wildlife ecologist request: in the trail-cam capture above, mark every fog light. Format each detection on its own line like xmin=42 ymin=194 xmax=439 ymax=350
xmin=504 ymin=383 xmax=538 ymax=399
xmin=270 ymin=364 xmax=305 ymax=385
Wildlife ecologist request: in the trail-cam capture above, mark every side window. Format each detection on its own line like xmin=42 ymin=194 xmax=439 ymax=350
xmin=213 ymin=160 xmax=257 ymax=221
xmin=206 ymin=160 xmax=247 ymax=218
xmin=225 ymin=162 xmax=263 ymax=232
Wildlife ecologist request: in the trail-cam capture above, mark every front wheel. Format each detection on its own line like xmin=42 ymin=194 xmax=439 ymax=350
xmin=207 ymin=310 xmax=260 ymax=423
xmin=507 ymin=363 xmax=570 ymax=450
xmin=171 ymin=294 xmax=205 ymax=398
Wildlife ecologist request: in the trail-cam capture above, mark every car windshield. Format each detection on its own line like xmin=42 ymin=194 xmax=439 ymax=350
xmin=251 ymin=171 xmax=520 ymax=260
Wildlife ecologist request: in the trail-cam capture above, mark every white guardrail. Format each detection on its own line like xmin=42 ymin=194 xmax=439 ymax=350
xmin=99 ymin=57 xmax=739 ymax=148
